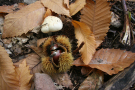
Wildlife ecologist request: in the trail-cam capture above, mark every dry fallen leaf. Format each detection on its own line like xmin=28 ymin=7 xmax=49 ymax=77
xmin=64 ymin=0 xmax=69 ymax=9
xmin=0 ymin=3 xmax=27 ymax=13
xmin=72 ymin=20 xmax=96 ymax=65
xmin=14 ymin=53 xmax=41 ymax=74
xmin=2 ymin=1 xmax=46 ymax=38
xmin=79 ymin=70 xmax=103 ymax=90
xmin=52 ymin=73 xmax=73 ymax=89
xmin=41 ymin=0 xmax=70 ymax=17
xmin=69 ymin=0 xmax=86 ymax=16
xmin=37 ymin=38 xmax=47 ymax=47
xmin=0 ymin=45 xmax=18 ymax=89
xmin=74 ymin=49 xmax=135 ymax=75
xmin=43 ymin=8 xmax=52 ymax=19
xmin=15 ymin=59 xmax=33 ymax=90
xmin=80 ymin=0 xmax=111 ymax=47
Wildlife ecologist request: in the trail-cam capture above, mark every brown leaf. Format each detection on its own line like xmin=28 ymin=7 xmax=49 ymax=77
xmin=52 ymin=73 xmax=73 ymax=89
xmin=15 ymin=59 xmax=33 ymax=90
xmin=2 ymin=1 xmax=46 ymax=38
xmin=72 ymin=20 xmax=96 ymax=65
xmin=80 ymin=0 xmax=111 ymax=47
xmin=69 ymin=0 xmax=86 ymax=16
xmin=79 ymin=70 xmax=103 ymax=90
xmin=41 ymin=0 xmax=70 ymax=17
xmin=37 ymin=38 xmax=47 ymax=47
xmin=89 ymin=49 xmax=135 ymax=75
xmin=81 ymin=67 xmax=94 ymax=76
xmin=14 ymin=53 xmax=41 ymax=74
xmin=64 ymin=0 xmax=69 ymax=9
xmin=0 ymin=45 xmax=18 ymax=89
xmin=0 ymin=3 xmax=27 ymax=13
xmin=43 ymin=8 xmax=52 ymax=19
xmin=30 ymin=46 xmax=44 ymax=57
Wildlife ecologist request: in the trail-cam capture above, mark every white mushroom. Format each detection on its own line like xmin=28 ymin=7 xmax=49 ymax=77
xmin=41 ymin=16 xmax=63 ymax=35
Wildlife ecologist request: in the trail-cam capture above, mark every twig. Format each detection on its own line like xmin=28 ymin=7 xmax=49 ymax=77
xmin=121 ymin=0 xmax=132 ymax=45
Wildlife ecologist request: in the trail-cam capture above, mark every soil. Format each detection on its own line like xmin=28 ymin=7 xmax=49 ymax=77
xmin=1 ymin=0 xmax=135 ymax=90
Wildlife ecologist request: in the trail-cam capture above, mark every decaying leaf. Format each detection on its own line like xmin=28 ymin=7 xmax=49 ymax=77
xmin=0 ymin=3 xmax=27 ymax=13
xmin=72 ymin=20 xmax=96 ymax=65
xmin=14 ymin=53 xmax=41 ymax=74
xmin=79 ymin=70 xmax=103 ymax=90
xmin=41 ymin=0 xmax=70 ymax=17
xmin=80 ymin=0 xmax=111 ymax=47
xmin=69 ymin=0 xmax=86 ymax=16
xmin=15 ymin=59 xmax=33 ymax=90
xmin=2 ymin=1 xmax=46 ymax=38
xmin=74 ymin=49 xmax=135 ymax=75
xmin=37 ymin=38 xmax=47 ymax=47
xmin=52 ymin=73 xmax=73 ymax=89
xmin=0 ymin=45 xmax=18 ymax=89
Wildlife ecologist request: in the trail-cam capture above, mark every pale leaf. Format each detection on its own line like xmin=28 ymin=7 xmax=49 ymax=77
xmin=69 ymin=0 xmax=86 ymax=16
xmin=0 ymin=45 xmax=18 ymax=90
xmin=2 ymin=1 xmax=46 ymax=38
xmin=79 ymin=70 xmax=103 ymax=90
xmin=41 ymin=0 xmax=70 ymax=17
xmin=72 ymin=20 xmax=96 ymax=65
xmin=80 ymin=0 xmax=111 ymax=47
xmin=15 ymin=59 xmax=33 ymax=90
xmin=64 ymin=0 xmax=69 ymax=9
xmin=14 ymin=53 xmax=41 ymax=74
xmin=89 ymin=49 xmax=135 ymax=75
xmin=0 ymin=3 xmax=27 ymax=13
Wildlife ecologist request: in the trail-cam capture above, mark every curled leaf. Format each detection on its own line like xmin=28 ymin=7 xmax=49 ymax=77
xmin=2 ymin=1 xmax=46 ymax=38
xmin=80 ymin=0 xmax=111 ymax=47
xmin=69 ymin=0 xmax=86 ymax=16
xmin=41 ymin=0 xmax=70 ymax=17
xmin=72 ymin=20 xmax=96 ymax=65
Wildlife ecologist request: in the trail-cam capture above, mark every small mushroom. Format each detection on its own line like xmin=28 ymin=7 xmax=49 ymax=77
xmin=41 ymin=16 xmax=63 ymax=35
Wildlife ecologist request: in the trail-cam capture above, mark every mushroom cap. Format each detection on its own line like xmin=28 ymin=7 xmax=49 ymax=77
xmin=41 ymin=16 xmax=63 ymax=33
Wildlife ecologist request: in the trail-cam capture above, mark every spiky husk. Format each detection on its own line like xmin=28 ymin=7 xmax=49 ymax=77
xmin=56 ymin=36 xmax=72 ymax=53
xmin=42 ymin=37 xmax=53 ymax=56
xmin=41 ymin=52 xmax=73 ymax=75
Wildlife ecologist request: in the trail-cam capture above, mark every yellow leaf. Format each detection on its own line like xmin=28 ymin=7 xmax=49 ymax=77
xmin=15 ymin=59 xmax=33 ymax=90
xmin=0 ymin=45 xmax=18 ymax=90
xmin=72 ymin=20 xmax=96 ymax=65
xmin=41 ymin=0 xmax=70 ymax=17
xmin=2 ymin=1 xmax=46 ymax=38
xmin=80 ymin=0 xmax=111 ymax=47
xmin=69 ymin=0 xmax=86 ymax=16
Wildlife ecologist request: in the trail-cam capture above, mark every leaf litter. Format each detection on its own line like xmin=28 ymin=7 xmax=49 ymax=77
xmin=1 ymin=0 xmax=135 ymax=90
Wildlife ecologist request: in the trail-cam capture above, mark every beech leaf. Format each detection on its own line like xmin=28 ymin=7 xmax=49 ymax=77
xmin=0 ymin=3 xmax=27 ymax=13
xmin=0 ymin=45 xmax=18 ymax=89
xmin=80 ymin=0 xmax=111 ymax=47
xmin=2 ymin=1 xmax=46 ymax=38
xmin=72 ymin=20 xmax=96 ymax=65
xmin=74 ymin=49 xmax=135 ymax=75
xmin=15 ymin=59 xmax=33 ymax=90
xmin=64 ymin=0 xmax=69 ymax=9
xmin=41 ymin=0 xmax=70 ymax=17
xmin=69 ymin=0 xmax=86 ymax=16
xmin=14 ymin=53 xmax=41 ymax=74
